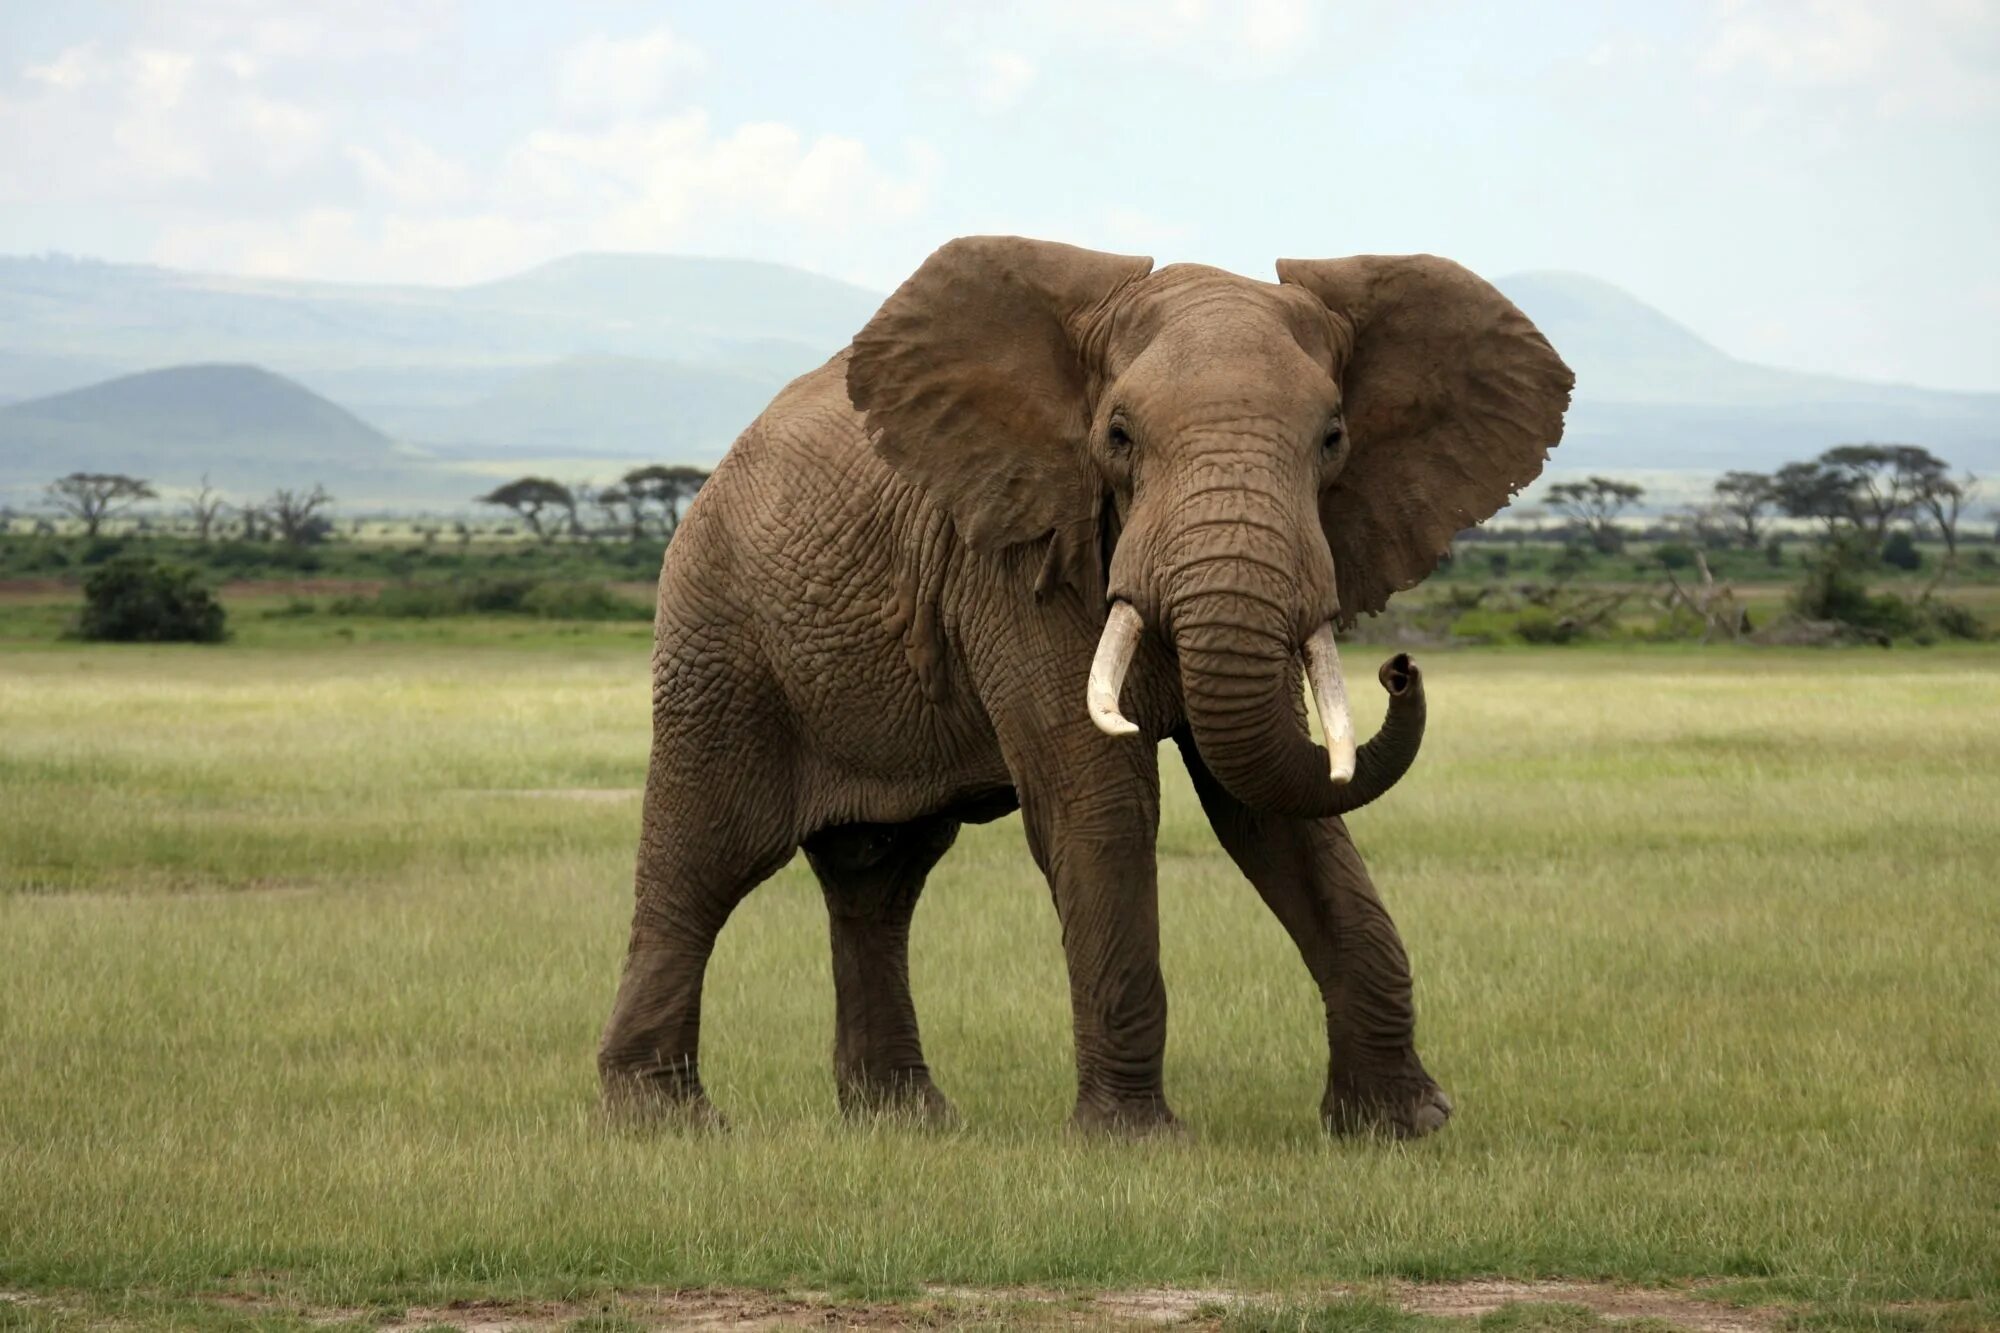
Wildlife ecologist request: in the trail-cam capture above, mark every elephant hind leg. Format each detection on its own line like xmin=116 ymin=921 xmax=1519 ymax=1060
xmin=803 ymin=813 xmax=961 ymax=1125
xmin=598 ymin=755 xmax=799 ymax=1129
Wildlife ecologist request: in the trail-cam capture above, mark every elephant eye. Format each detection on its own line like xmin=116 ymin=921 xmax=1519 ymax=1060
xmin=1107 ymin=416 xmax=1134 ymax=452
xmin=1322 ymin=420 xmax=1346 ymax=455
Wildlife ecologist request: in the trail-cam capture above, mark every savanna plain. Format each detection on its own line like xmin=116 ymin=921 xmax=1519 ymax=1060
xmin=2 ymin=607 xmax=1996 ymax=1332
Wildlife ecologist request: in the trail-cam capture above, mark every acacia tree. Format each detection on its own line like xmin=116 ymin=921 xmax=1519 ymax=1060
xmin=46 ymin=472 xmax=156 ymax=537
xmin=591 ymin=484 xmax=646 ymax=541
xmin=264 ymin=484 xmax=335 ymax=547
xmin=1771 ymin=459 xmax=1853 ymax=535
xmin=184 ymin=474 xmax=228 ymax=542
xmin=621 ymin=464 xmax=711 ymax=537
xmin=478 ymin=477 xmax=574 ymax=543
xmin=1545 ymin=475 xmax=1644 ymax=553
xmin=1772 ymin=444 xmax=1955 ymax=546
xmin=1712 ymin=471 xmax=1778 ymax=546
xmin=1821 ymin=444 xmax=1947 ymax=539
xmin=1913 ymin=471 xmax=1978 ymax=600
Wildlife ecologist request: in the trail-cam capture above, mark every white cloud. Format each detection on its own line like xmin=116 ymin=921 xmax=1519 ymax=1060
xmin=346 ymin=132 xmax=473 ymax=209
xmin=995 ymin=0 xmax=1320 ymax=74
xmin=154 ymin=208 xmax=563 ymax=286
xmin=148 ymin=107 xmax=931 ymax=287
xmin=975 ymin=51 xmax=1037 ymax=110
xmin=1699 ymin=0 xmax=2000 ymax=115
xmin=503 ymin=111 xmax=929 ymax=259
xmin=557 ymin=26 xmax=705 ymax=123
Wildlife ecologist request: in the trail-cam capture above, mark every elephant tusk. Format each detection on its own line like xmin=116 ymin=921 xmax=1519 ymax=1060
xmin=1087 ymin=601 xmax=1144 ymax=737
xmin=1303 ymin=623 xmax=1357 ymax=785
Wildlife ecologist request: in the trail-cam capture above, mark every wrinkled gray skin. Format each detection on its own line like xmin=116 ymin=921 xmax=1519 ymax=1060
xmin=599 ymin=237 xmax=1572 ymax=1137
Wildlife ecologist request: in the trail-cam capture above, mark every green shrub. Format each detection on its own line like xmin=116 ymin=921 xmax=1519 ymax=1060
xmin=1792 ymin=536 xmax=1920 ymax=639
xmin=331 ymin=578 xmax=649 ymax=621
xmin=80 ymin=536 xmax=130 ymax=565
xmin=1514 ymin=607 xmax=1583 ymax=644
xmin=74 ymin=557 xmax=227 ymax=643
xmin=1924 ymin=601 xmax=1986 ymax=641
xmin=1450 ymin=605 xmax=1586 ymax=645
xmin=1654 ymin=542 xmax=1697 ymax=571
xmin=520 ymin=580 xmax=652 ymax=620
xmin=1880 ymin=530 xmax=1922 ymax=571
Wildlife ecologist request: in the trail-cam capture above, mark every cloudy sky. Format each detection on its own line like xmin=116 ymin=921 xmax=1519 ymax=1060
xmin=1 ymin=0 xmax=1996 ymax=390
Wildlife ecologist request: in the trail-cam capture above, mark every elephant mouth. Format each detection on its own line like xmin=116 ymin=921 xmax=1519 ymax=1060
xmin=1085 ymin=599 xmax=1358 ymax=786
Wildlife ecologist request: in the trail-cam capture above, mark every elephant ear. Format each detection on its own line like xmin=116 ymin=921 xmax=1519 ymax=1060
xmin=1277 ymin=255 xmax=1573 ymax=625
xmin=848 ymin=236 xmax=1152 ymax=564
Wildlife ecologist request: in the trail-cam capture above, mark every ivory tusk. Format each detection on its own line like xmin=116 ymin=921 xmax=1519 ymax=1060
xmin=1303 ymin=623 xmax=1357 ymax=784
xmin=1086 ymin=601 xmax=1144 ymax=737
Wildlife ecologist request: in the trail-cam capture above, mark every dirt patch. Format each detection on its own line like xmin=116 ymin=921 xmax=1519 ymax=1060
xmin=1395 ymin=1278 xmax=1779 ymax=1331
xmin=0 ymin=1280 xmax=1795 ymax=1331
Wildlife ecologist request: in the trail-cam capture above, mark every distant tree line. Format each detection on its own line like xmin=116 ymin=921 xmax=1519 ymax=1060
xmin=25 ymin=463 xmax=713 ymax=549
xmin=39 ymin=471 xmax=338 ymax=547
xmin=476 ymin=465 xmax=711 ymax=544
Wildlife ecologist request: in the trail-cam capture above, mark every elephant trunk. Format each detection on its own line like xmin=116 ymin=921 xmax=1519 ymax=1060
xmin=1144 ymin=585 xmax=1426 ymax=820
xmin=1168 ymin=587 xmax=1332 ymax=817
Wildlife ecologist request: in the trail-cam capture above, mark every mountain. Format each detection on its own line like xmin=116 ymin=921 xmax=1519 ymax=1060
xmin=461 ymin=253 xmax=881 ymax=351
xmin=0 ymin=364 xmax=457 ymax=504
xmin=0 ymin=252 xmax=870 ymax=390
xmin=1497 ymin=272 xmax=2000 ymax=475
xmin=0 ymin=251 xmax=1992 ymax=510
xmin=403 ymin=354 xmax=799 ymax=459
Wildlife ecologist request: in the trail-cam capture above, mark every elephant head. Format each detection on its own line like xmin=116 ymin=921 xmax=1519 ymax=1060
xmin=847 ymin=237 xmax=1571 ymax=818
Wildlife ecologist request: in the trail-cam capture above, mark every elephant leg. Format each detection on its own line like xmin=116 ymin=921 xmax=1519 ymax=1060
xmin=598 ymin=767 xmax=796 ymax=1128
xmin=1176 ymin=732 xmax=1452 ymax=1139
xmin=803 ymin=814 xmax=961 ymax=1124
xmin=1006 ymin=732 xmax=1173 ymax=1135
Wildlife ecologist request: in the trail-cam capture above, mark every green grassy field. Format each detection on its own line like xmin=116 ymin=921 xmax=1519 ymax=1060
xmin=2 ymin=622 xmax=1997 ymax=1330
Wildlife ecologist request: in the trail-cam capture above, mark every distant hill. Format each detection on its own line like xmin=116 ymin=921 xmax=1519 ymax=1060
xmin=1498 ymin=272 xmax=2000 ymax=475
xmin=0 ymin=364 xmax=459 ymax=503
xmin=0 ymin=251 xmax=1992 ymax=509
xmin=403 ymin=354 xmax=801 ymax=459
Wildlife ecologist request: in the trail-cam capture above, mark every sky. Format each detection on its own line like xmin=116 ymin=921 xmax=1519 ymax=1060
xmin=0 ymin=0 xmax=1996 ymax=392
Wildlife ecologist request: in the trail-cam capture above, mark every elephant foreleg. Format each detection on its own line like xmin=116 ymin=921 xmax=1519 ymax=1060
xmin=1007 ymin=736 xmax=1173 ymax=1135
xmin=804 ymin=814 xmax=961 ymax=1124
xmin=1175 ymin=731 xmax=1452 ymax=1139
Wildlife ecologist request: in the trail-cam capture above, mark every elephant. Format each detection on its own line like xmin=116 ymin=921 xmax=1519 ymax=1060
xmin=598 ymin=236 xmax=1572 ymax=1138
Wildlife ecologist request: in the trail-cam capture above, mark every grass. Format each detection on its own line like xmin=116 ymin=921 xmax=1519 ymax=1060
xmin=1 ymin=624 xmax=1996 ymax=1328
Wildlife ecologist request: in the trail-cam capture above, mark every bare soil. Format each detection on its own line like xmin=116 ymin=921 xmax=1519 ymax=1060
xmin=3 ymin=1279 xmax=1797 ymax=1330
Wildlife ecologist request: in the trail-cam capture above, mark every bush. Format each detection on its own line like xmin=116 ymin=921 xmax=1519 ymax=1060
xmin=1792 ymin=536 xmax=1920 ymax=639
xmin=80 ymin=536 xmax=130 ymax=565
xmin=1450 ymin=605 xmax=1587 ymax=645
xmin=75 ymin=557 xmax=227 ymax=643
xmin=519 ymin=580 xmax=652 ymax=620
xmin=1764 ymin=538 xmax=1785 ymax=568
xmin=1654 ymin=542 xmax=1697 ymax=571
xmin=331 ymin=578 xmax=650 ymax=621
xmin=1924 ymin=601 xmax=1986 ymax=641
xmin=1513 ymin=607 xmax=1583 ymax=644
xmin=1880 ymin=530 xmax=1922 ymax=571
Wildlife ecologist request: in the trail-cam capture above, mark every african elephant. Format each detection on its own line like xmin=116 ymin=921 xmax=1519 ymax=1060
xmin=598 ymin=237 xmax=1571 ymax=1137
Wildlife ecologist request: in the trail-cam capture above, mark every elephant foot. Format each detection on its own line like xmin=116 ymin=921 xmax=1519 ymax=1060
xmin=838 ymin=1070 xmax=960 ymax=1129
xmin=1323 ymin=1067 xmax=1453 ymax=1140
xmin=1070 ymin=1093 xmax=1185 ymax=1139
xmin=600 ymin=1068 xmax=728 ymax=1133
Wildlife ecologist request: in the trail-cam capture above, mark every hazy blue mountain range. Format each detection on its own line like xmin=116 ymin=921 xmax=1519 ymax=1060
xmin=0 ymin=364 xmax=451 ymax=504
xmin=1497 ymin=272 xmax=2000 ymax=475
xmin=0 ymin=251 xmax=1993 ymax=509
